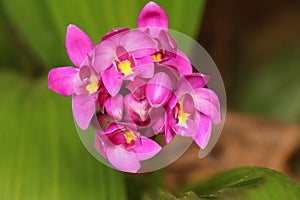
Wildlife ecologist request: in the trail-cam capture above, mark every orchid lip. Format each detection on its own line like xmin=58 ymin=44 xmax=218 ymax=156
xmin=151 ymin=51 xmax=164 ymax=62
xmin=176 ymin=102 xmax=190 ymax=127
xmin=114 ymin=54 xmax=137 ymax=76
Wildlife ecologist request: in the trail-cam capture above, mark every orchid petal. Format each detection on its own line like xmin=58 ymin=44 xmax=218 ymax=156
xmin=194 ymin=113 xmax=212 ymax=149
xmin=134 ymin=137 xmax=162 ymax=161
xmin=105 ymin=94 xmax=124 ymax=121
xmin=132 ymin=57 xmax=154 ymax=79
xmin=126 ymin=78 xmax=147 ymax=100
xmin=93 ymin=40 xmax=116 ymax=73
xmin=193 ymin=88 xmax=221 ymax=124
xmin=138 ymin=2 xmax=168 ymax=29
xmin=178 ymin=73 xmax=210 ymax=92
xmin=94 ymin=133 xmax=107 ymax=158
xmin=165 ymin=109 xmax=175 ymax=144
xmin=96 ymin=113 xmax=115 ymax=131
xmin=72 ymin=93 xmax=97 ymax=130
xmin=154 ymin=65 xmax=179 ymax=90
xmin=102 ymin=123 xmax=125 ymax=135
xmin=152 ymin=117 xmax=165 ymax=134
xmin=157 ymin=29 xmax=177 ymax=54
xmin=146 ymin=72 xmax=172 ymax=107
xmin=98 ymin=90 xmax=109 ymax=113
xmin=102 ymin=66 xmax=123 ymax=97
xmin=182 ymin=93 xmax=195 ymax=114
xmin=167 ymin=94 xmax=178 ymax=110
xmin=124 ymin=94 xmax=150 ymax=124
xmin=116 ymin=45 xmax=129 ymax=61
xmin=164 ymin=50 xmax=193 ymax=75
xmin=101 ymin=28 xmax=130 ymax=42
xmin=66 ymin=25 xmax=94 ymax=67
xmin=106 ymin=145 xmax=141 ymax=173
xmin=120 ymin=30 xmax=157 ymax=58
xmin=171 ymin=119 xmax=196 ymax=137
xmin=48 ymin=66 xmax=78 ymax=96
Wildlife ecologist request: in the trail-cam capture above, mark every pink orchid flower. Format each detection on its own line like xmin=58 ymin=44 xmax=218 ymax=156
xmin=48 ymin=25 xmax=105 ymax=130
xmin=137 ymin=2 xmax=193 ymax=75
xmin=93 ymin=29 xmax=157 ymax=97
xmin=165 ymin=74 xmax=221 ymax=149
xmin=95 ymin=122 xmax=162 ymax=173
xmin=123 ymin=70 xmax=174 ymax=134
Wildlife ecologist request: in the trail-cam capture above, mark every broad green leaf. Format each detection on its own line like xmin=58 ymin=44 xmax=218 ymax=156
xmin=1 ymin=0 xmax=206 ymax=70
xmin=143 ymin=190 xmax=202 ymax=200
xmin=1 ymin=0 xmax=67 ymax=69
xmin=0 ymin=71 xmax=126 ymax=200
xmin=181 ymin=167 xmax=300 ymax=200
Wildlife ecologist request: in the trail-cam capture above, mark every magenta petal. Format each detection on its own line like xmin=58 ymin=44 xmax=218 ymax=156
xmin=48 ymin=66 xmax=78 ymax=96
xmin=172 ymin=119 xmax=196 ymax=137
xmin=124 ymin=94 xmax=150 ymax=123
xmin=126 ymin=77 xmax=147 ymax=99
xmin=120 ymin=30 xmax=157 ymax=58
xmin=93 ymin=40 xmax=116 ymax=73
xmin=94 ymin=133 xmax=107 ymax=158
xmin=146 ymin=72 xmax=172 ymax=107
xmin=152 ymin=116 xmax=164 ymax=134
xmin=134 ymin=137 xmax=162 ymax=161
xmin=165 ymin=111 xmax=175 ymax=144
xmin=103 ymin=123 xmax=125 ymax=135
xmin=102 ymin=66 xmax=123 ymax=96
xmin=106 ymin=145 xmax=141 ymax=173
xmin=178 ymin=73 xmax=210 ymax=91
xmin=72 ymin=94 xmax=96 ymax=130
xmin=138 ymin=2 xmax=168 ymax=29
xmin=167 ymin=94 xmax=178 ymax=110
xmin=105 ymin=94 xmax=124 ymax=121
xmin=66 ymin=25 xmax=94 ymax=67
xmin=164 ymin=50 xmax=193 ymax=75
xmin=193 ymin=88 xmax=221 ymax=124
xmin=133 ymin=57 xmax=154 ymax=79
xmin=182 ymin=94 xmax=195 ymax=114
xmin=101 ymin=28 xmax=130 ymax=42
xmin=154 ymin=65 xmax=179 ymax=90
xmin=194 ymin=113 xmax=212 ymax=149
xmin=157 ymin=30 xmax=177 ymax=54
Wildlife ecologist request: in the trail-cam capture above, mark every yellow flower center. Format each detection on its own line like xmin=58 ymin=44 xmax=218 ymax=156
xmin=177 ymin=102 xmax=190 ymax=127
xmin=117 ymin=60 xmax=133 ymax=76
xmin=86 ymin=76 xmax=99 ymax=93
xmin=152 ymin=52 xmax=164 ymax=62
xmin=124 ymin=131 xmax=137 ymax=144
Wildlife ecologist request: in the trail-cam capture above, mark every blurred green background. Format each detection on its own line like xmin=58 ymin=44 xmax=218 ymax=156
xmin=0 ymin=0 xmax=299 ymax=199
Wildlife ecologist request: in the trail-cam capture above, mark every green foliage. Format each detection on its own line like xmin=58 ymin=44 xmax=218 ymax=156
xmin=1 ymin=0 xmax=206 ymax=70
xmin=0 ymin=71 xmax=126 ymax=200
xmin=230 ymin=43 xmax=300 ymax=122
xmin=142 ymin=167 xmax=300 ymax=199
xmin=143 ymin=190 xmax=202 ymax=200
xmin=181 ymin=167 xmax=300 ymax=200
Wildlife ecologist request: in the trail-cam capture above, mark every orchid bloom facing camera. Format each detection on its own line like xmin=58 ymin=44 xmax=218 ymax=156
xmin=48 ymin=25 xmax=108 ymax=130
xmin=165 ymin=74 xmax=221 ymax=149
xmin=93 ymin=29 xmax=157 ymax=97
xmin=95 ymin=122 xmax=162 ymax=173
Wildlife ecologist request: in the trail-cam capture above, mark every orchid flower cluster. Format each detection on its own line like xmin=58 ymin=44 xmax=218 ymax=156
xmin=48 ymin=2 xmax=221 ymax=173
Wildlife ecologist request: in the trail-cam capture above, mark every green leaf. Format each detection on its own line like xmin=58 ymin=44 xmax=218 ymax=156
xmin=143 ymin=190 xmax=203 ymax=200
xmin=181 ymin=167 xmax=300 ymax=200
xmin=1 ymin=0 xmax=67 ymax=69
xmin=0 ymin=71 xmax=126 ymax=200
xmin=1 ymin=0 xmax=206 ymax=70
